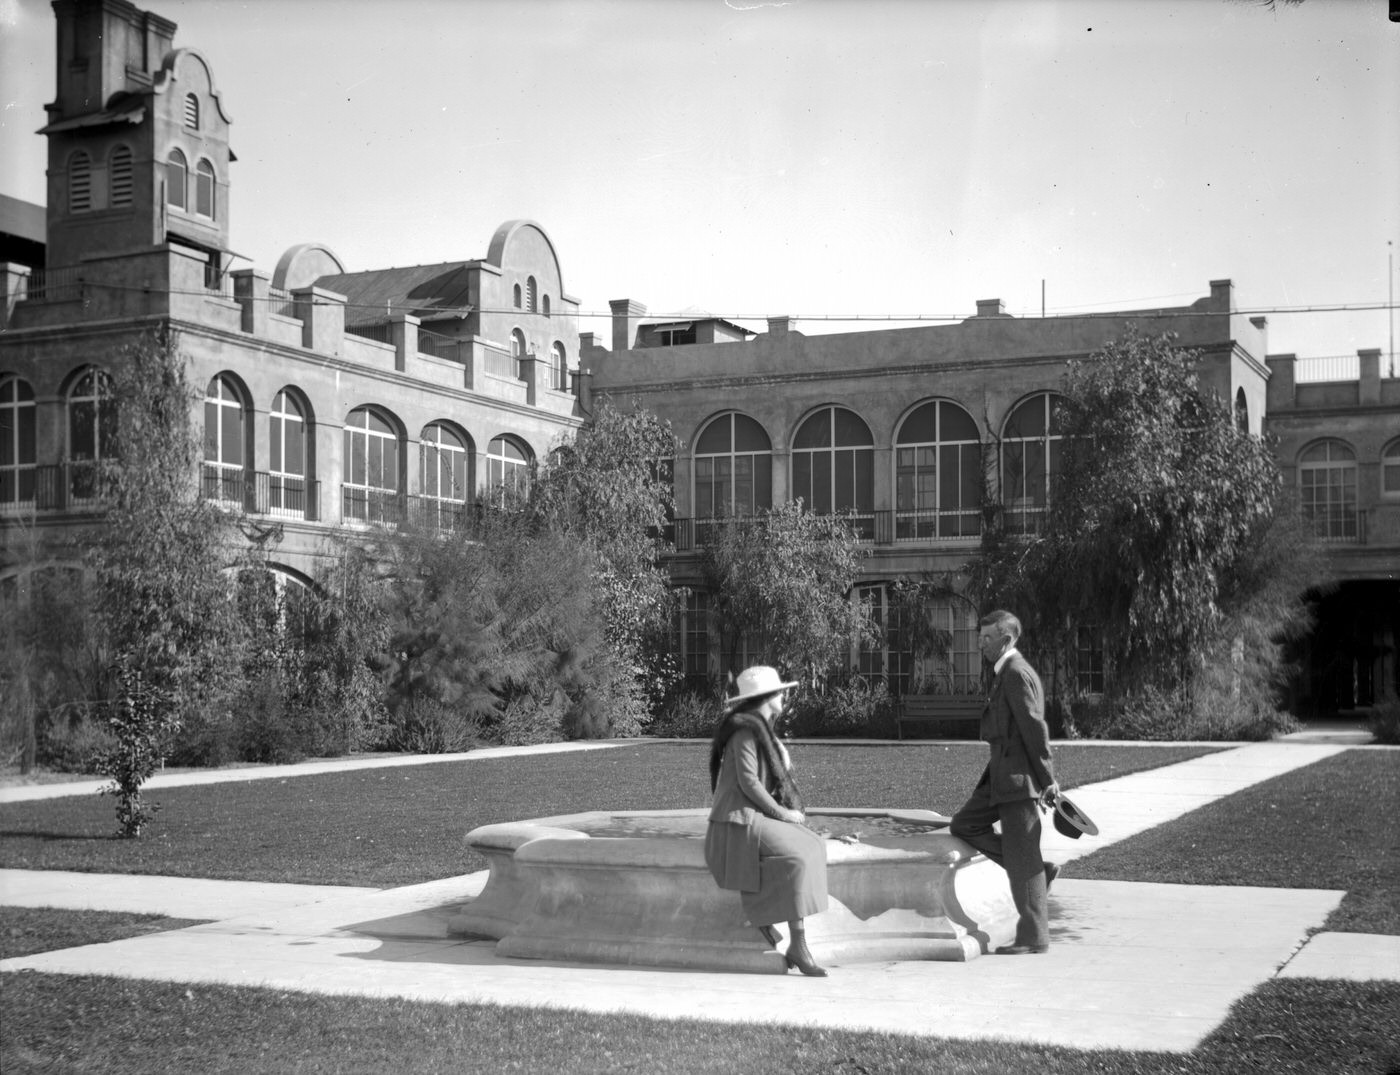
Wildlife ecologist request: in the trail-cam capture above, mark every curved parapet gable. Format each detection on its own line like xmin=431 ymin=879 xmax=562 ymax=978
xmin=153 ymin=49 xmax=233 ymax=125
xmin=273 ymin=244 xmax=348 ymax=292
xmin=486 ymin=219 xmax=566 ymax=297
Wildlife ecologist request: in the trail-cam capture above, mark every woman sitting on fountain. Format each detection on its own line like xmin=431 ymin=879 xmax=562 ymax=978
xmin=705 ymin=665 xmax=830 ymax=977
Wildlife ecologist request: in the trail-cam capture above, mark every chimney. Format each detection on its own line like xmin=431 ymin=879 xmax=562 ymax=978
xmin=767 ymin=315 xmax=792 ymax=337
xmin=1209 ymin=279 xmax=1235 ymax=312
xmin=975 ymin=298 xmax=1007 ymax=318
xmin=609 ymin=298 xmax=646 ymax=353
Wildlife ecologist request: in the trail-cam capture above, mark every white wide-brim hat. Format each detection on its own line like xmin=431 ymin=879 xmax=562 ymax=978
xmin=724 ymin=665 xmax=799 ymax=711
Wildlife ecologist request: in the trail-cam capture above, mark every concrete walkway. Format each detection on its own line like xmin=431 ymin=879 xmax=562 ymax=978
xmin=3 ymin=736 xmax=1397 ymax=1054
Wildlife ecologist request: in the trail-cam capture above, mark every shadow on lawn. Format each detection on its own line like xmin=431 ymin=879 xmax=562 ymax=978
xmin=0 ymin=830 xmax=117 ymax=842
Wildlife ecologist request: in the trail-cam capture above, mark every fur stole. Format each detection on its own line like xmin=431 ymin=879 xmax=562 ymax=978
xmin=709 ymin=710 xmax=804 ymax=811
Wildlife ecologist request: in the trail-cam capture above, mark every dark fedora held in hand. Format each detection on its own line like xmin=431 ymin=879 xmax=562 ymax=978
xmin=1048 ymin=790 xmax=1099 ymax=839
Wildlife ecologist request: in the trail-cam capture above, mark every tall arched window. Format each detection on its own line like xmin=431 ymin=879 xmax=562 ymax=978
xmin=552 ymin=342 xmax=567 ymax=391
xmin=792 ymin=406 xmax=874 ymax=538
xmin=108 ymin=145 xmax=133 ymax=208
xmin=343 ymin=407 xmax=401 ymax=524
xmin=510 ymin=329 xmax=527 ymax=380
xmin=68 ymin=369 xmax=116 ymax=504
xmin=1299 ymin=440 xmax=1358 ymax=541
xmin=1234 ymin=388 xmax=1249 ymax=434
xmin=694 ymin=413 xmax=773 ymax=543
xmin=269 ymin=389 xmax=308 ymax=517
xmin=1384 ymin=440 xmax=1400 ymax=499
xmin=486 ymin=434 xmax=531 ymax=504
xmin=1 ymin=376 xmax=37 ymax=510
xmin=166 ymin=149 xmax=188 ymax=210
xmin=513 ymin=284 xmax=522 ymax=309
xmin=542 ymin=294 xmax=551 ymax=317
xmin=1001 ymin=392 xmax=1065 ymax=535
xmin=894 ymin=400 xmax=981 ymax=541
xmin=195 ymin=159 xmax=215 ymax=218
xmin=419 ymin=423 xmax=472 ymax=529
xmin=68 ymin=151 xmax=92 ymax=213
xmin=526 ymin=276 xmax=537 ymax=312
xmin=203 ymin=375 xmax=246 ymax=504
xmin=184 ymin=92 xmax=200 ymax=130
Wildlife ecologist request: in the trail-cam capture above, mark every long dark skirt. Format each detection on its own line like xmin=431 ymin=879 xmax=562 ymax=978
xmin=707 ymin=815 xmax=829 ymax=927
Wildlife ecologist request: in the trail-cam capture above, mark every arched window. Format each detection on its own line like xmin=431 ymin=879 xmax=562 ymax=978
xmin=1299 ymin=440 xmax=1358 ymax=541
xmin=510 ymin=329 xmax=527 ymax=380
xmin=694 ymin=413 xmax=773 ymax=535
xmin=67 ymin=369 xmax=116 ymax=504
xmin=108 ymin=145 xmax=133 ymax=208
xmin=542 ymin=294 xmax=551 ymax=318
xmin=1001 ymin=392 xmax=1065 ymax=535
xmin=203 ymin=375 xmax=246 ymax=505
xmin=419 ymin=423 xmax=472 ymax=530
xmin=513 ymin=283 xmax=522 ymax=309
xmin=894 ymin=400 xmax=981 ymax=541
xmin=486 ymin=434 xmax=531 ymax=504
xmin=1 ymin=376 xmax=37 ymax=510
xmin=1384 ymin=440 xmax=1400 ymax=499
xmin=184 ymin=92 xmax=200 ymax=130
xmin=166 ymin=149 xmax=188 ymax=210
xmin=792 ymin=406 xmax=874 ymax=538
xmin=343 ymin=407 xmax=401 ymax=524
xmin=68 ymin=151 xmax=92 ymax=213
xmin=269 ymin=390 xmax=308 ymax=517
xmin=1234 ymin=388 xmax=1249 ymax=434
xmin=526 ymin=276 xmax=537 ymax=312
xmin=195 ymin=159 xmax=215 ymax=218
xmin=552 ymin=341 xmax=567 ymax=391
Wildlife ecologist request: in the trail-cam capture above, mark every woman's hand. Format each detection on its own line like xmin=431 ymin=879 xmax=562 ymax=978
xmin=782 ymin=808 xmax=805 ymax=824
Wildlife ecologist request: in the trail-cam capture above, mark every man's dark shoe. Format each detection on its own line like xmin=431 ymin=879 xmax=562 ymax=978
xmin=1044 ymin=862 xmax=1060 ymax=891
xmin=995 ymin=943 xmax=1049 ymax=955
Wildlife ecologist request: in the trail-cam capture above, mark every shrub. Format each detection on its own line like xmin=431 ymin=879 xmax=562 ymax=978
xmin=1069 ymin=681 xmax=1296 ymax=741
xmin=498 ymin=693 xmax=565 ymax=746
xmin=1367 ymin=702 xmax=1400 ymax=745
xmin=785 ymin=675 xmax=893 ymax=738
xmin=649 ymin=690 xmax=724 ymax=739
xmin=385 ymin=697 xmax=483 ymax=754
xmin=37 ymin=705 xmax=116 ymax=774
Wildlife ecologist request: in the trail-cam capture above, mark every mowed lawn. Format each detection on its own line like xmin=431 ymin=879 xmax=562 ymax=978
xmin=4 ymin=742 xmax=1399 ymax=1075
xmin=0 ymin=741 xmax=1221 ymax=886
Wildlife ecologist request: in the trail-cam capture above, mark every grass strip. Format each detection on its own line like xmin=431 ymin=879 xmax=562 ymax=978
xmin=0 ymin=742 xmax=1219 ymax=887
xmin=1 ymin=907 xmax=207 ymax=960
xmin=2 ymin=972 xmax=1397 ymax=1075
xmin=1068 ymin=749 xmax=1400 ymax=933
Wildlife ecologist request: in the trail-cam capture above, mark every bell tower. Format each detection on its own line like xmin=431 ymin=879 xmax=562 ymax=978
xmin=41 ymin=0 xmax=233 ymax=271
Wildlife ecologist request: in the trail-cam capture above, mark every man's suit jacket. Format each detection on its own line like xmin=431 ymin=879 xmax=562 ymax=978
xmin=978 ymin=651 xmax=1055 ymax=805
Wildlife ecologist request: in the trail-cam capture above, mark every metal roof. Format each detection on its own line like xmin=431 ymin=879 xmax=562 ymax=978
xmin=316 ymin=262 xmax=476 ymax=327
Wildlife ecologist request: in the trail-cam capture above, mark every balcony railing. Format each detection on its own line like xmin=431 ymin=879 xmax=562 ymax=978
xmin=892 ymin=508 xmax=981 ymax=542
xmin=342 ymin=485 xmax=405 ymax=527
xmin=1306 ymin=508 xmax=1367 ymax=545
xmin=199 ymin=467 xmax=321 ymax=521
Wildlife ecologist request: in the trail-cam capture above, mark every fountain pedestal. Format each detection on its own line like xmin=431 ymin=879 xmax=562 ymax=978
xmin=448 ymin=808 xmax=1019 ymax=973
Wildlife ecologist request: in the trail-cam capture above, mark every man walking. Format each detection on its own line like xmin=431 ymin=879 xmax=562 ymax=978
xmin=950 ymin=609 xmax=1060 ymax=954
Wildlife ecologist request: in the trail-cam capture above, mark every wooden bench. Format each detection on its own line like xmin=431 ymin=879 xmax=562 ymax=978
xmin=896 ymin=695 xmax=984 ymax=740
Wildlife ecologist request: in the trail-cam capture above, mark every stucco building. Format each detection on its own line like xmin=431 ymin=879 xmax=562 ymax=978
xmin=583 ymin=292 xmax=1398 ymax=713
xmin=1 ymin=0 xmax=585 ymax=598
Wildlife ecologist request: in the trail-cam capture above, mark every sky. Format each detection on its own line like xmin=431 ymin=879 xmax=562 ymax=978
xmin=1 ymin=0 xmax=1397 ymax=362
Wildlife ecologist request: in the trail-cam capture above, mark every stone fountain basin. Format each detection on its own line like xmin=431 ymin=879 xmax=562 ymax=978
xmin=448 ymin=808 xmax=1020 ymax=973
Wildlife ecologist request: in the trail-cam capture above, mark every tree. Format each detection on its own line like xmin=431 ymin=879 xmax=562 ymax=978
xmin=701 ymin=501 xmax=873 ymax=685
xmin=971 ymin=327 xmax=1322 ymax=737
xmin=530 ymin=400 xmax=683 ymax=707
xmin=86 ymin=328 xmax=244 ymax=833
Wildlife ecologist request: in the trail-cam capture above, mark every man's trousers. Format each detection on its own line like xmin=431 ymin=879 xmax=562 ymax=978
xmin=949 ymin=770 xmax=1050 ymax=948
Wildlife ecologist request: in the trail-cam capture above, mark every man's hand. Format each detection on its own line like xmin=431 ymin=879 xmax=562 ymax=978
xmin=1041 ymin=783 xmax=1060 ymax=808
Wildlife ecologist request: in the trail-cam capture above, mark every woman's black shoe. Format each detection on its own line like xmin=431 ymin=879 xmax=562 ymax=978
xmin=784 ymin=936 xmax=828 ymax=977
